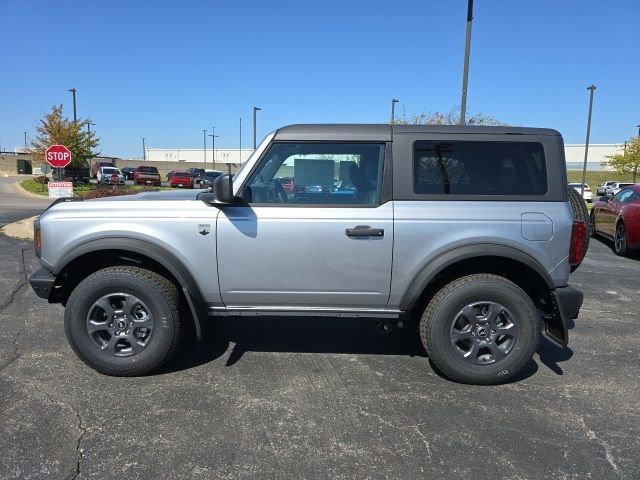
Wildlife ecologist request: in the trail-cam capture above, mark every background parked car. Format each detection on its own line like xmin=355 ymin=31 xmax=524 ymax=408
xmin=596 ymin=180 xmax=619 ymax=196
xmin=606 ymin=182 xmax=635 ymax=198
xmin=169 ymin=171 xmax=194 ymax=188
xmin=166 ymin=170 xmax=176 ymax=181
xmin=187 ymin=167 xmax=205 ymax=182
xmin=134 ymin=166 xmax=161 ymax=186
xmin=91 ymin=161 xmax=115 ymax=178
xmin=199 ymin=170 xmax=223 ymax=188
xmin=97 ymin=166 xmax=125 ymax=185
xmin=121 ymin=167 xmax=136 ymax=180
xmin=568 ymin=182 xmax=592 ymax=202
xmin=590 ymin=184 xmax=640 ymax=255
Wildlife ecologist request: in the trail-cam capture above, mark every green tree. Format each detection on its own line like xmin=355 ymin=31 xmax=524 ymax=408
xmin=602 ymin=137 xmax=640 ymax=182
xmin=393 ymin=106 xmax=508 ymax=126
xmin=26 ymin=104 xmax=100 ymax=167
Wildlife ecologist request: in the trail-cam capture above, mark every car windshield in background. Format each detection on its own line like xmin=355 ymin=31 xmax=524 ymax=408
xmin=103 ymin=168 xmax=119 ymax=174
xmin=174 ymin=172 xmax=190 ymax=178
xmin=138 ymin=167 xmax=158 ymax=173
xmin=203 ymin=172 xmax=222 ymax=178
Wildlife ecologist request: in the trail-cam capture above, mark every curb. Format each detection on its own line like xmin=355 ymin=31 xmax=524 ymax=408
xmin=11 ymin=179 xmax=51 ymax=200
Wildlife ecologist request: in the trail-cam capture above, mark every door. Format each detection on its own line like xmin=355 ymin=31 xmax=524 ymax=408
xmin=216 ymin=141 xmax=393 ymax=309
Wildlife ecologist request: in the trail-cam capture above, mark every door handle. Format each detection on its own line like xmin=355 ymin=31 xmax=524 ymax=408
xmin=345 ymin=225 xmax=384 ymax=237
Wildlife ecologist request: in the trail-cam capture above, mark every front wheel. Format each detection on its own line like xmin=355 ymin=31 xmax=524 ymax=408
xmin=64 ymin=266 xmax=181 ymax=376
xmin=419 ymin=274 xmax=540 ymax=385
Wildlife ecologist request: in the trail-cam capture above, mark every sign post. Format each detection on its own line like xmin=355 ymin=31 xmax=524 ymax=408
xmin=45 ymin=145 xmax=73 ymax=198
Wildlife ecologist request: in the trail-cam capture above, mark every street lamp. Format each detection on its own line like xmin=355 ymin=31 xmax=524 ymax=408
xmin=459 ymin=0 xmax=474 ymax=125
xmin=253 ymin=107 xmax=261 ymax=150
xmin=390 ymin=99 xmax=399 ymax=124
xmin=202 ymin=129 xmax=207 ymax=164
xmin=68 ymin=88 xmax=77 ymax=122
xmin=24 ymin=132 xmax=27 ymax=148
xmin=636 ymin=124 xmax=640 ymax=137
xmin=142 ymin=138 xmax=146 ymax=160
xmin=580 ymin=85 xmax=597 ymax=198
xmin=239 ymin=117 xmax=242 ymax=164
xmin=87 ymin=122 xmax=95 ymax=133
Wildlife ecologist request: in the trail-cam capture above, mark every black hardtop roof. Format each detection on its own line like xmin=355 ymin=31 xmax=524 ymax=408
xmin=274 ymin=124 xmax=561 ymax=140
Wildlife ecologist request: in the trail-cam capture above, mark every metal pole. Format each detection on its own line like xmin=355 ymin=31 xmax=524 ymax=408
xmin=390 ymin=99 xmax=399 ymax=124
xmin=87 ymin=122 xmax=94 ymax=133
xmin=68 ymin=88 xmax=77 ymax=122
xmin=580 ymin=85 xmax=597 ymax=198
xmin=239 ymin=117 xmax=242 ymax=164
xmin=209 ymin=133 xmax=218 ymax=169
xmin=636 ymin=124 xmax=640 ymax=137
xmin=202 ymin=129 xmax=207 ymax=164
xmin=142 ymin=138 xmax=146 ymax=160
xmin=459 ymin=0 xmax=473 ymax=125
xmin=24 ymin=132 xmax=27 ymax=148
xmin=253 ymin=107 xmax=261 ymax=150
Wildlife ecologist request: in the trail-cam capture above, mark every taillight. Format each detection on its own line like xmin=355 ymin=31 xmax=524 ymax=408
xmin=569 ymin=220 xmax=586 ymax=267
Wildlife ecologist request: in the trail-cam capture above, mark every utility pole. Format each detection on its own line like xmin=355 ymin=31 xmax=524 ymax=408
xmin=68 ymin=88 xmax=77 ymax=122
xmin=636 ymin=124 xmax=640 ymax=137
xmin=87 ymin=122 xmax=95 ymax=133
xmin=202 ymin=129 xmax=207 ymax=164
xmin=459 ymin=0 xmax=473 ymax=125
xmin=209 ymin=132 xmax=219 ymax=169
xmin=390 ymin=98 xmax=399 ymax=124
xmin=253 ymin=107 xmax=261 ymax=150
xmin=239 ymin=117 xmax=242 ymax=164
xmin=580 ymin=85 xmax=597 ymax=198
xmin=24 ymin=132 xmax=27 ymax=148
xmin=142 ymin=138 xmax=146 ymax=160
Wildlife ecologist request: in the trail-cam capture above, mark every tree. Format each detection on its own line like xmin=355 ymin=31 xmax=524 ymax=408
xmin=602 ymin=137 xmax=640 ymax=182
xmin=393 ymin=106 xmax=508 ymax=126
xmin=26 ymin=105 xmax=100 ymax=167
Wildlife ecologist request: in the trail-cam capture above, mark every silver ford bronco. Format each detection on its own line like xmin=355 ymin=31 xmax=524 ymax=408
xmin=29 ymin=124 xmax=585 ymax=384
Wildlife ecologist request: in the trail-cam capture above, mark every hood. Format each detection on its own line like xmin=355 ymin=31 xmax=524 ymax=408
xmin=86 ymin=189 xmax=206 ymax=202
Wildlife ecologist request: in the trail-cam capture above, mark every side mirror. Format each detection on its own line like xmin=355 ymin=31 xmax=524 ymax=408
xmin=213 ymin=174 xmax=234 ymax=204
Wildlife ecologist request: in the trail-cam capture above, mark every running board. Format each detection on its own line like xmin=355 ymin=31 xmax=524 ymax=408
xmin=208 ymin=306 xmax=402 ymax=319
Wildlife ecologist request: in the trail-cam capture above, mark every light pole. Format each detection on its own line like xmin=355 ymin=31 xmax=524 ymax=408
xmin=580 ymin=85 xmax=597 ymax=198
xmin=24 ymin=132 xmax=27 ymax=148
xmin=87 ymin=122 xmax=95 ymax=133
xmin=253 ymin=107 xmax=261 ymax=150
xmin=459 ymin=0 xmax=474 ymax=125
xmin=202 ymin=129 xmax=207 ymax=164
xmin=239 ymin=117 xmax=242 ymax=164
xmin=209 ymin=133 xmax=219 ymax=168
xmin=142 ymin=138 xmax=146 ymax=160
xmin=636 ymin=124 xmax=640 ymax=137
xmin=68 ymin=88 xmax=77 ymax=122
xmin=390 ymin=99 xmax=399 ymax=124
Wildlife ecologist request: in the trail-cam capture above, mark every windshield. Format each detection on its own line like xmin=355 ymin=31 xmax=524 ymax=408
xmin=103 ymin=168 xmax=119 ymax=174
xmin=232 ymin=131 xmax=275 ymax=192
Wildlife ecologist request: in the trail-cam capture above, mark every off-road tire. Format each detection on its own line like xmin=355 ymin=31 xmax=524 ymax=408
xmin=567 ymin=186 xmax=590 ymax=272
xmin=419 ymin=274 xmax=540 ymax=385
xmin=64 ymin=266 xmax=181 ymax=376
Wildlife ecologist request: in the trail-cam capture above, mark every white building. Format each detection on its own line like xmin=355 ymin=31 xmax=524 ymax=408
xmin=146 ymin=148 xmax=253 ymax=164
xmin=146 ymin=143 xmax=626 ymax=170
xmin=564 ymin=144 xmax=625 ymax=170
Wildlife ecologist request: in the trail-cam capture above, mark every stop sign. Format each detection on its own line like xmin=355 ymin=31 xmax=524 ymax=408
xmin=45 ymin=145 xmax=72 ymax=168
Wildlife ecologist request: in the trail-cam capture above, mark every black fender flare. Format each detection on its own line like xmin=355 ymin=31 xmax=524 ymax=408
xmin=399 ymin=243 xmax=555 ymax=312
xmin=54 ymin=237 xmax=206 ymax=340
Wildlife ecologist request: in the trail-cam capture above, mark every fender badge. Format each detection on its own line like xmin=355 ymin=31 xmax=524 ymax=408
xmin=198 ymin=224 xmax=210 ymax=236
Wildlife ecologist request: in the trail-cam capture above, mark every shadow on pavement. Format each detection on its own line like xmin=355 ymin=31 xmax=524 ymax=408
xmin=161 ymin=316 xmax=427 ymax=374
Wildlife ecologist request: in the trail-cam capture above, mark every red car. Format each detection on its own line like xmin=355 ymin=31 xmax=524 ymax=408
xmin=169 ymin=171 xmax=194 ymax=188
xmin=590 ymin=184 xmax=640 ymax=255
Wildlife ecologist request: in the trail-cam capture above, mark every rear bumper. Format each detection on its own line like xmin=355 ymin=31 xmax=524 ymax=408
xmin=29 ymin=267 xmax=56 ymax=300
xmin=542 ymin=285 xmax=583 ymax=347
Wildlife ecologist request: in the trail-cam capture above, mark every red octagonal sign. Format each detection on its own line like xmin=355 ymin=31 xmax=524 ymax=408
xmin=45 ymin=144 xmax=72 ymax=168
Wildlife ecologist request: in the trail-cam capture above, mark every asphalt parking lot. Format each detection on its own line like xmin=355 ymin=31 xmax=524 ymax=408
xmin=1 ymin=232 xmax=639 ymax=479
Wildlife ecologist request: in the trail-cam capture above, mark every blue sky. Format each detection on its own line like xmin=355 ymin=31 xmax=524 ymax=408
xmin=1 ymin=0 xmax=638 ymax=157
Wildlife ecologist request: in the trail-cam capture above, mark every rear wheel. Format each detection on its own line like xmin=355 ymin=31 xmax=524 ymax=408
xmin=614 ymin=221 xmax=628 ymax=256
xmin=419 ymin=274 xmax=540 ymax=385
xmin=64 ymin=266 xmax=181 ymax=376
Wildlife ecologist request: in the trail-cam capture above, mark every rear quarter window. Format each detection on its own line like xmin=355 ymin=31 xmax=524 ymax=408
xmin=413 ymin=141 xmax=547 ymax=196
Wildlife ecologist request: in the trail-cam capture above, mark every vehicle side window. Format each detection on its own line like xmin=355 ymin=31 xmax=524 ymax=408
xmin=244 ymin=143 xmax=384 ymax=206
xmin=413 ymin=141 xmax=547 ymax=195
xmin=613 ymin=189 xmax=635 ymax=203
